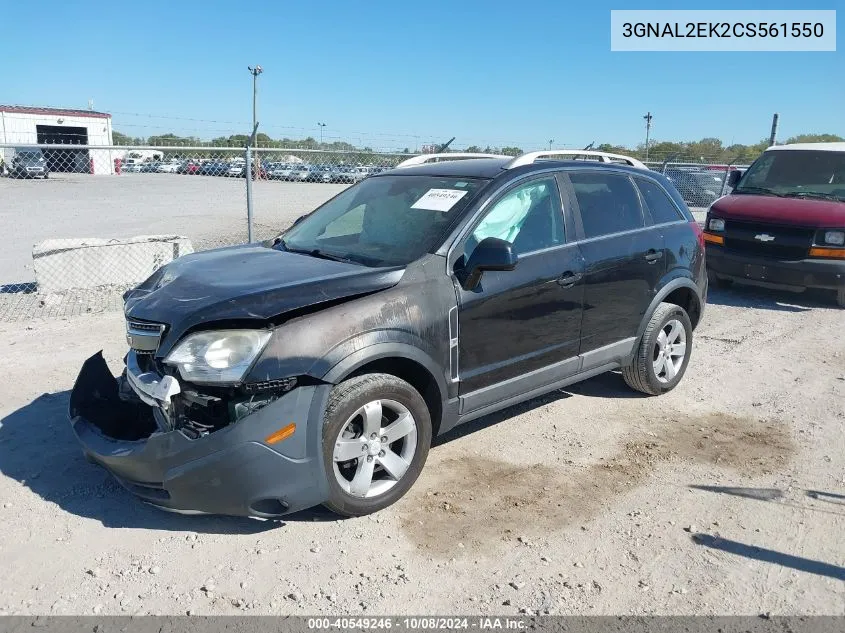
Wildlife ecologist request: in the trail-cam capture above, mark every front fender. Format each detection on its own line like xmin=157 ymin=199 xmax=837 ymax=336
xmin=322 ymin=340 xmax=449 ymax=399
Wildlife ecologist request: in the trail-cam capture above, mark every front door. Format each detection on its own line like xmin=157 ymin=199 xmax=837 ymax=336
xmin=454 ymin=175 xmax=585 ymax=409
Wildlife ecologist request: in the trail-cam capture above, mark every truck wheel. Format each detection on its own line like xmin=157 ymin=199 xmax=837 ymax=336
xmin=836 ymin=288 xmax=845 ymax=308
xmin=623 ymin=302 xmax=693 ymax=396
xmin=707 ymin=269 xmax=732 ymax=288
xmin=322 ymin=373 xmax=432 ymax=516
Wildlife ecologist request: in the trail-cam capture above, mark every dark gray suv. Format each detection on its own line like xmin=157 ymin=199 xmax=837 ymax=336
xmin=69 ymin=151 xmax=707 ymax=519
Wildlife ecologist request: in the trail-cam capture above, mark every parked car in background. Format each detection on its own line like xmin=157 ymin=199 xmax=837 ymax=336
xmin=9 ymin=148 xmax=48 ymax=179
xmin=309 ymin=165 xmax=335 ymax=182
xmin=200 ymin=161 xmax=229 ymax=177
xmin=704 ymin=142 xmax=845 ymax=306
xmin=140 ymin=162 xmax=161 ymax=173
xmin=69 ymin=150 xmax=705 ymax=519
xmin=288 ymin=164 xmax=312 ymax=182
xmin=156 ymin=159 xmax=182 ymax=174
xmin=178 ymin=160 xmax=201 ymax=175
xmin=266 ymin=163 xmax=298 ymax=180
xmin=226 ymin=161 xmax=246 ymax=177
xmin=664 ymin=168 xmax=727 ymax=207
xmin=332 ymin=164 xmax=358 ymax=183
xmin=122 ymin=159 xmax=143 ymax=173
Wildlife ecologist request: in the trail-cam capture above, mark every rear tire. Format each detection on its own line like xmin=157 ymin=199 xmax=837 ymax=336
xmin=623 ymin=302 xmax=693 ymax=396
xmin=835 ymin=288 xmax=845 ymax=308
xmin=321 ymin=373 xmax=432 ymax=517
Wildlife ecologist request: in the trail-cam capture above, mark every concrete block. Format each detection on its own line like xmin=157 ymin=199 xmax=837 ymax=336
xmin=32 ymin=235 xmax=194 ymax=293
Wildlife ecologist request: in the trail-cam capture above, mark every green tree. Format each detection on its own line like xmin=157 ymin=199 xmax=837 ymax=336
xmin=784 ymin=133 xmax=844 ymax=144
xmin=465 ymin=145 xmax=483 ymax=153
xmin=500 ymin=146 xmax=523 ymax=157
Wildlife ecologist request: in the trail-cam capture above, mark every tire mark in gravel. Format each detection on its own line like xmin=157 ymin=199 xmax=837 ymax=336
xmin=398 ymin=412 xmax=795 ymax=555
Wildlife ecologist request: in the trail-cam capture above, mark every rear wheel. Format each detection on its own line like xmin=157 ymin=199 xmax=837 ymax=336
xmin=623 ymin=302 xmax=693 ymax=396
xmin=322 ymin=373 xmax=432 ymax=516
xmin=835 ymin=288 xmax=845 ymax=308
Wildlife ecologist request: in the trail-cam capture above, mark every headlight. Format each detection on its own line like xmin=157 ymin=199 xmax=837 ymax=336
xmin=823 ymin=230 xmax=845 ymax=246
xmin=165 ymin=329 xmax=272 ymax=384
xmin=708 ymin=218 xmax=725 ymax=232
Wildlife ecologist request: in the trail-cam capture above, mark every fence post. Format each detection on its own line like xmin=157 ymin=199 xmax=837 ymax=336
xmin=245 ymin=145 xmax=254 ymax=243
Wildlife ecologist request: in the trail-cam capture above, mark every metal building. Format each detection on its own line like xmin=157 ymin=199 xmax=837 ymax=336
xmin=0 ymin=105 xmax=115 ymax=175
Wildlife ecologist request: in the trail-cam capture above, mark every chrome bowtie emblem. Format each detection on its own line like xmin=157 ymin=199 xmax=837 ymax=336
xmin=754 ymin=233 xmax=775 ymax=242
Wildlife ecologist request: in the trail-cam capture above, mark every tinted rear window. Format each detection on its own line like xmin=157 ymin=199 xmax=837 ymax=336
xmin=570 ymin=172 xmax=644 ymax=238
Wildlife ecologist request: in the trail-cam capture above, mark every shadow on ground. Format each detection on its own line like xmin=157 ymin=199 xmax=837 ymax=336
xmin=690 ymin=484 xmax=845 ymax=517
xmin=706 ymin=285 xmax=836 ymax=313
xmin=692 ymin=533 xmax=845 ymax=581
xmin=0 ymin=391 xmax=283 ymax=533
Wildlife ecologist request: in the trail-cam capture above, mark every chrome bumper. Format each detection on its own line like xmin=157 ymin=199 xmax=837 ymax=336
xmin=125 ymin=351 xmax=181 ymax=408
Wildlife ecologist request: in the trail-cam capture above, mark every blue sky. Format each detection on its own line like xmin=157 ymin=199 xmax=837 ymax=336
xmin=2 ymin=0 xmax=842 ymax=150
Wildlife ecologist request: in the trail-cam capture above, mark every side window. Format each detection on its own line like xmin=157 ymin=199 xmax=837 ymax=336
xmin=634 ymin=178 xmax=683 ymax=224
xmin=570 ymin=172 xmax=644 ymax=239
xmin=468 ymin=177 xmax=564 ymax=256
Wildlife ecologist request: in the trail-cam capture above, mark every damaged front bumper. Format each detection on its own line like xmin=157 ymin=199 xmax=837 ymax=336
xmin=68 ymin=352 xmax=331 ymax=518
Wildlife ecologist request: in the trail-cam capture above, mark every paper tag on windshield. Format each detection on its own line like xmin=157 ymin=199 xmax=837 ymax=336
xmin=411 ymin=189 xmax=468 ymax=212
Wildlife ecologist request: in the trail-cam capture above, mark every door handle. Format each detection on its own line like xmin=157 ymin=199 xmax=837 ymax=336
xmin=644 ymin=249 xmax=664 ymax=264
xmin=557 ymin=271 xmax=583 ymax=287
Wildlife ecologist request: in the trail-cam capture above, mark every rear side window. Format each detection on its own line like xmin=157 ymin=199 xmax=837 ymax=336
xmin=570 ymin=172 xmax=644 ymax=239
xmin=634 ymin=178 xmax=683 ymax=224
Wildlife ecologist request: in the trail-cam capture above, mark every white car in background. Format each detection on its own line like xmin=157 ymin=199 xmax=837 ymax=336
xmin=156 ymin=159 xmax=182 ymax=174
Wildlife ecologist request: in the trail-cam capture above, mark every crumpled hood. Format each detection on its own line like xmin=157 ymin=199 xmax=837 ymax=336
xmin=124 ymin=244 xmax=404 ymax=354
xmin=710 ymin=194 xmax=845 ymax=227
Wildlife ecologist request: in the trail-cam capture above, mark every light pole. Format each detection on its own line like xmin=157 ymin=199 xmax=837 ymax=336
xmin=248 ymin=65 xmax=263 ymax=179
xmin=643 ymin=112 xmax=653 ymax=162
xmin=317 ymin=122 xmax=326 ymax=146
xmin=548 ymin=139 xmax=554 ymax=150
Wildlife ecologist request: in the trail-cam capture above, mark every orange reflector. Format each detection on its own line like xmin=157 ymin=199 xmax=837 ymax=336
xmin=703 ymin=232 xmax=724 ymax=245
xmin=265 ymin=423 xmax=296 ymax=445
xmin=809 ymin=247 xmax=845 ymax=259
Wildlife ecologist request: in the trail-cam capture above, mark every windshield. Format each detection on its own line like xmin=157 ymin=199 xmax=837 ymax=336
xmin=17 ymin=151 xmax=44 ymax=161
xmin=279 ymin=175 xmax=488 ymax=266
xmin=736 ymin=150 xmax=845 ymax=200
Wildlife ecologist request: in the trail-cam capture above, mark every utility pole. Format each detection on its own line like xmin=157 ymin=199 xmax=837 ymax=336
xmin=248 ymin=65 xmax=263 ymax=179
xmin=769 ymin=113 xmax=780 ymax=146
xmin=643 ymin=112 xmax=653 ymax=162
xmin=548 ymin=139 xmax=554 ymax=150
xmin=317 ymin=122 xmax=326 ymax=146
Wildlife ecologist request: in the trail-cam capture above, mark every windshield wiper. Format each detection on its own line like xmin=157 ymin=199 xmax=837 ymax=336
xmin=278 ymin=240 xmax=358 ymax=264
xmin=781 ymin=191 xmax=843 ymax=201
xmin=733 ymin=186 xmax=783 ymax=197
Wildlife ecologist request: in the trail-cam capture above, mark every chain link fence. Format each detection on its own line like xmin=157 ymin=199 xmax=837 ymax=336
xmin=0 ymin=142 xmax=751 ymax=321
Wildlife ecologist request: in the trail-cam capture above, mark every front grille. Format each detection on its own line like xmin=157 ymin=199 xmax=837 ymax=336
xmin=126 ymin=318 xmax=165 ymax=355
xmin=721 ymin=219 xmax=813 ymax=261
xmin=723 ymin=239 xmax=808 ymax=260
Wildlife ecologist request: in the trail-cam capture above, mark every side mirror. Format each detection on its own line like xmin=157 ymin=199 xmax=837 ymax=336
xmin=727 ymin=169 xmax=742 ymax=188
xmin=457 ymin=237 xmax=518 ymax=291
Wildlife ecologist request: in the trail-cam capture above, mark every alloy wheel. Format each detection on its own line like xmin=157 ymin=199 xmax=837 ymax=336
xmin=332 ymin=399 xmax=418 ymax=498
xmin=652 ymin=319 xmax=687 ymax=383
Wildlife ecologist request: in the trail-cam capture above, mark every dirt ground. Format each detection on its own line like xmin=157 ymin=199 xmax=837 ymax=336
xmin=0 ymin=284 xmax=843 ymax=616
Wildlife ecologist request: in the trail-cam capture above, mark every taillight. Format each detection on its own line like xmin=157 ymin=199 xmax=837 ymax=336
xmin=691 ymin=221 xmax=705 ymax=249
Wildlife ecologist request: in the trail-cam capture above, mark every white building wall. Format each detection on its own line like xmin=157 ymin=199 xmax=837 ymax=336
xmin=0 ymin=110 xmax=115 ymax=175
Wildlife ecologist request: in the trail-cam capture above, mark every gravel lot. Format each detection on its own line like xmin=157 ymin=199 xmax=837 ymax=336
xmin=0 ymin=285 xmax=842 ymax=616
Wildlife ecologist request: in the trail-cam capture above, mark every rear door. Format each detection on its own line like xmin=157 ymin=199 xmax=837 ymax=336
xmin=564 ymin=170 xmax=664 ymax=362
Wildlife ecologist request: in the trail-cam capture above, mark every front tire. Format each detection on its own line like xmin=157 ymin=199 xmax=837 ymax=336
xmin=321 ymin=373 xmax=432 ymax=516
xmin=622 ymin=302 xmax=693 ymax=396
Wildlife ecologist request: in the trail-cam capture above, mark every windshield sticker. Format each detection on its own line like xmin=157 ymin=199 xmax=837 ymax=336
xmin=411 ymin=189 xmax=469 ymax=212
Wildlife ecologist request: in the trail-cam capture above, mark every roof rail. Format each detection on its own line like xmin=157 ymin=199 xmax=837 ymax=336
xmin=396 ymin=152 xmax=510 ymax=168
xmin=505 ymin=150 xmax=647 ymax=170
